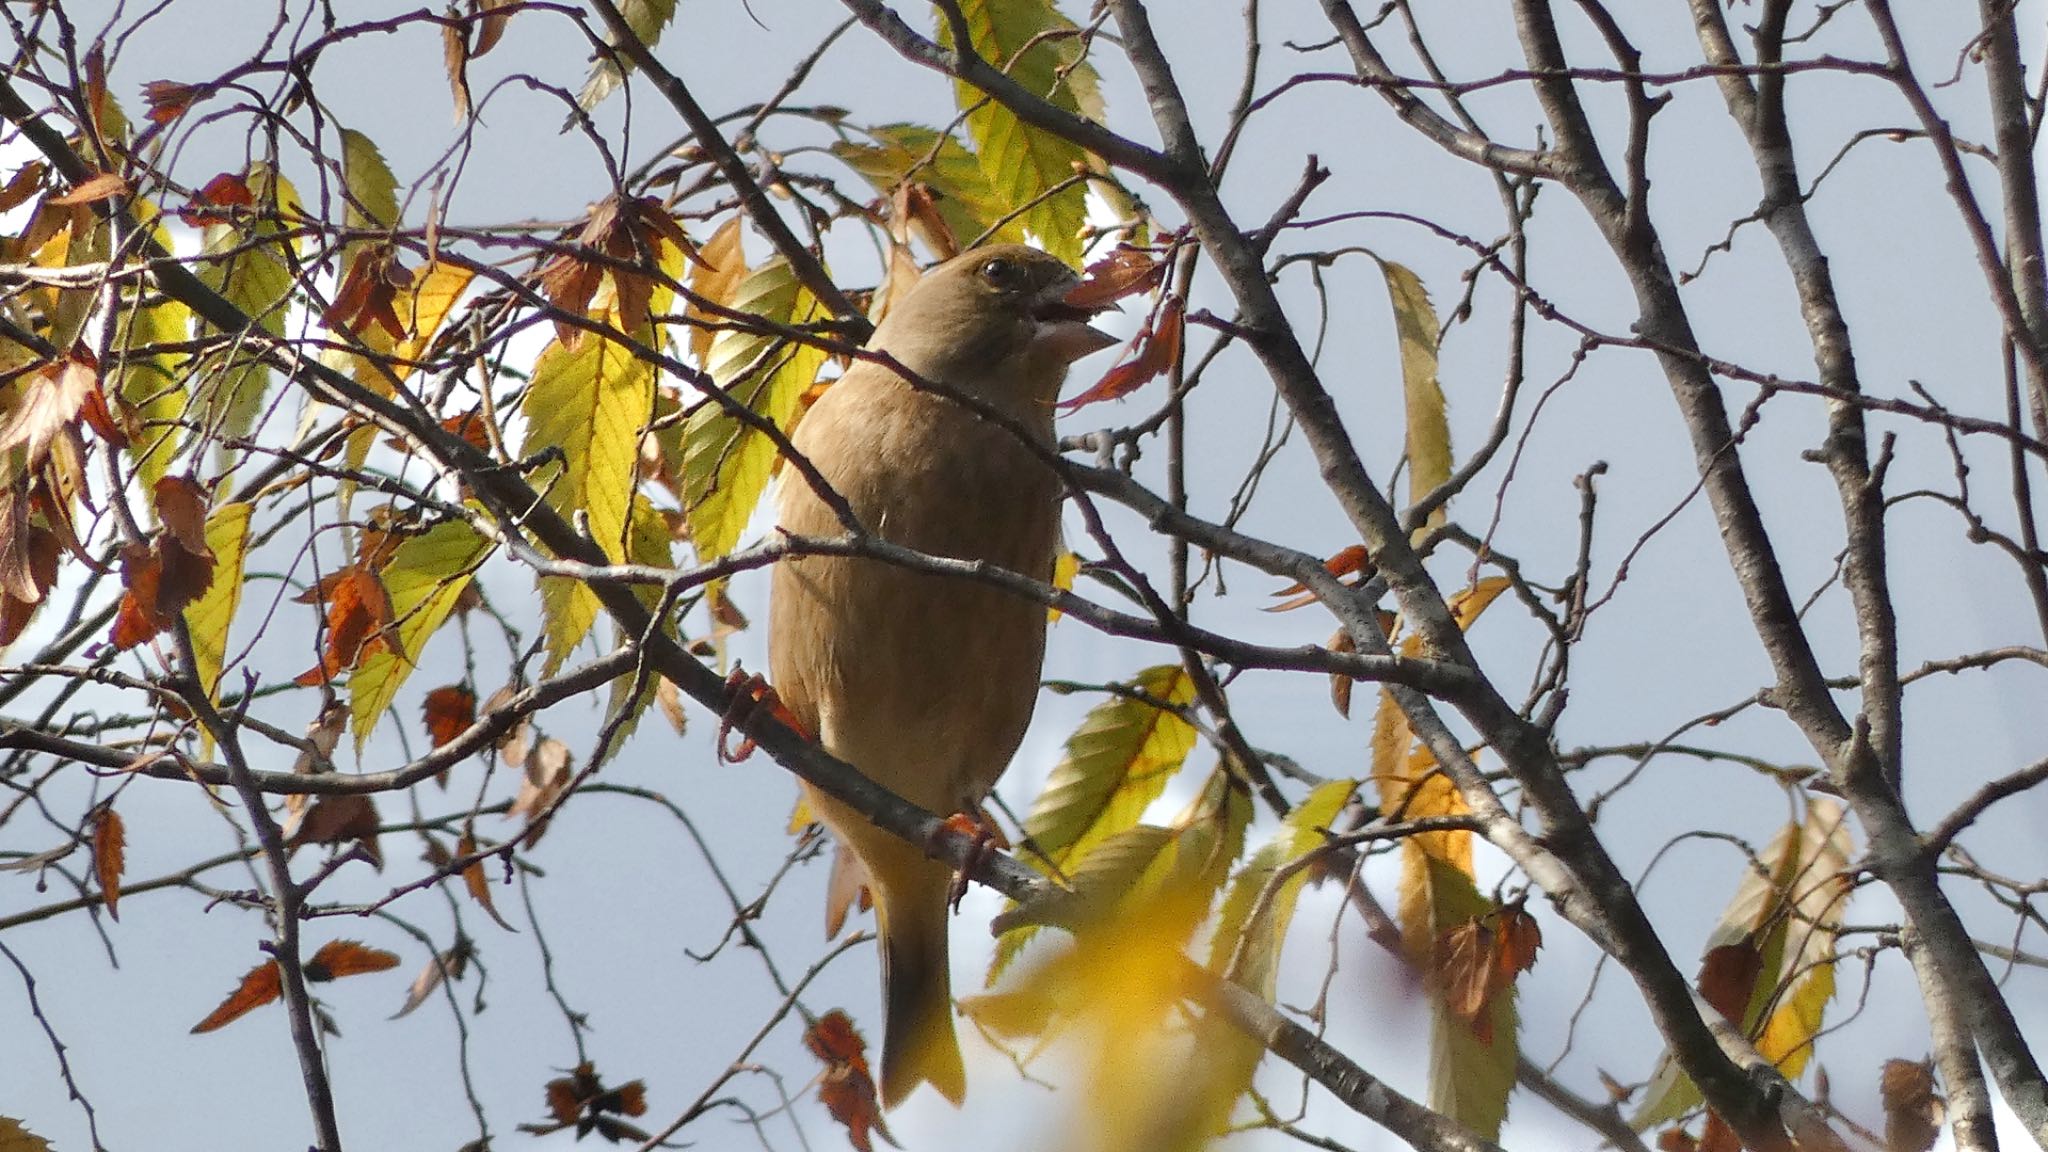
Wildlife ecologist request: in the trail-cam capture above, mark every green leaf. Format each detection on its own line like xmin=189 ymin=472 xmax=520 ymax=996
xmin=1195 ymin=777 xmax=1357 ymax=1134
xmin=113 ymin=271 xmax=194 ymax=494
xmin=1208 ymin=777 xmax=1359 ymax=998
xmin=349 ymin=519 xmax=493 ymax=753
xmin=938 ymin=0 xmax=1103 ymax=264
xmin=1376 ymin=259 xmax=1449 ymax=536
xmin=339 ymin=127 xmax=399 ymax=231
xmin=598 ymin=496 xmax=678 ymax=757
xmin=1020 ymin=665 xmax=1197 ymax=875
xmin=831 ymin=124 xmax=1028 ymax=248
xmin=193 ymin=165 xmax=300 ymax=458
xmin=1424 ymin=861 xmax=1517 ymax=1140
xmin=523 ymin=328 xmax=656 ymax=671
xmin=578 ymin=0 xmax=679 ymax=109
xmin=183 ymin=502 xmax=251 ymax=701
xmin=681 ymin=259 xmax=827 ymax=561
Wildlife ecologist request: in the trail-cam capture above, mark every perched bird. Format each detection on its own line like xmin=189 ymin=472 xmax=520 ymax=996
xmin=769 ymin=245 xmax=1115 ymax=1108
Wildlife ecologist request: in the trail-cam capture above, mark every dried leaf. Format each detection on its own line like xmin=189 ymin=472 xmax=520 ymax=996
xmin=303 ymin=939 xmax=401 ymax=981
xmin=1267 ymin=544 xmax=1375 ymax=611
xmin=506 ymin=735 xmax=573 ymax=844
xmin=91 ymin=804 xmax=124 ymax=920
xmin=286 ymin=794 xmax=383 ymax=870
xmin=47 ymin=170 xmax=127 ymax=206
xmin=293 ymin=565 xmax=396 ymax=686
xmin=393 ymin=941 xmax=470 ymax=1018
xmin=1066 ymin=245 xmax=1167 ymax=309
xmin=655 ymin=677 xmax=687 ymax=735
xmin=191 ymin=961 xmax=284 ymax=1032
xmin=455 ymin=831 xmax=514 ymax=931
xmin=1880 ymin=1058 xmax=1944 ymax=1152
xmin=140 ymin=80 xmax=200 ymax=124
xmin=422 ymin=685 xmax=477 ymax=749
xmin=153 ymin=475 xmax=212 ymax=554
xmin=806 ymin=1010 xmax=892 ymax=1152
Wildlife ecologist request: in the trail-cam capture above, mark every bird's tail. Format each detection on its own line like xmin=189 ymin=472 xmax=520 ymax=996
xmin=876 ymin=858 xmax=966 ymax=1109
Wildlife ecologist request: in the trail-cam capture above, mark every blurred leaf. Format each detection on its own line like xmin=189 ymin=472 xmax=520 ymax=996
xmin=1421 ymin=862 xmax=1517 ymax=1139
xmin=1880 ymin=1059 xmax=1944 ymax=1152
xmin=191 ymin=959 xmax=283 ymax=1032
xmin=685 ymin=217 xmax=746 ymax=367
xmin=304 ymin=939 xmax=400 ymax=980
xmin=338 ymin=127 xmax=399 ymax=231
xmin=1209 ymin=777 xmax=1358 ymax=997
xmin=394 ymin=942 xmax=470 ymax=1019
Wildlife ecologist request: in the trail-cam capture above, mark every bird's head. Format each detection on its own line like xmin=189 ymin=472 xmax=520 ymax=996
xmin=868 ymin=244 xmax=1118 ymax=410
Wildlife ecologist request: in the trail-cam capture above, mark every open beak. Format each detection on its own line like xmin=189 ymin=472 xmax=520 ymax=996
xmin=1031 ymin=279 xmax=1121 ymax=364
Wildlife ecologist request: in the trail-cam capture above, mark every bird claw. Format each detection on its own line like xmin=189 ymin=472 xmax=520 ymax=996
xmin=935 ymin=809 xmax=1006 ymax=912
xmin=717 ymin=667 xmax=808 ymax=763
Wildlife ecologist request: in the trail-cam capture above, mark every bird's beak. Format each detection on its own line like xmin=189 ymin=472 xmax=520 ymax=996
xmin=1031 ymin=279 xmax=1121 ymax=365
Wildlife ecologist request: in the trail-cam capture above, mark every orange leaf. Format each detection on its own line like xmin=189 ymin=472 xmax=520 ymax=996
xmin=1266 ymin=544 xmax=1376 ymax=611
xmin=1058 ymin=295 xmax=1183 ymax=410
xmin=154 ymin=476 xmax=212 ymax=556
xmin=422 ymin=685 xmax=477 ymax=748
xmin=191 ymin=961 xmax=283 ymax=1032
xmin=304 ymin=939 xmax=401 ymax=981
xmin=48 ymin=170 xmax=128 ymax=207
xmin=454 ymin=830 xmax=514 ymax=931
xmin=1492 ymin=901 xmax=1543 ymax=983
xmin=806 ymin=1010 xmax=891 ymax=1152
xmin=294 ymin=565 xmax=396 ymax=685
xmin=1434 ymin=918 xmax=1496 ymax=1040
xmin=109 ymin=542 xmax=167 ymax=651
xmin=91 ymin=804 xmax=124 ymax=920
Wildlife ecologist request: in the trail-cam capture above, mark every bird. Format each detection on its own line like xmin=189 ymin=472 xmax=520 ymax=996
xmin=768 ymin=244 xmax=1116 ymax=1109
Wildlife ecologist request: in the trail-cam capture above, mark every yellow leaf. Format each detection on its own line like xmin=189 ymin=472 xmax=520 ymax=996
xmin=1632 ymin=795 xmax=1854 ymax=1131
xmin=349 ymin=519 xmax=492 ymax=752
xmin=523 ymin=328 xmax=655 ymax=669
xmin=183 ymin=501 xmax=251 ymax=701
xmin=1047 ymin=548 xmax=1079 ymax=622
xmin=0 ymin=1116 xmax=55 ymax=1152
xmin=938 ymin=0 xmax=1103 ymax=264
xmin=682 ymin=258 xmax=827 ymax=561
xmin=1022 ymin=666 xmax=1197 ymax=876
xmin=1377 ymin=259 xmax=1450 ymax=538
xmin=1208 ymin=777 xmax=1359 ymax=998
xmin=577 ymin=0 xmax=678 ymax=108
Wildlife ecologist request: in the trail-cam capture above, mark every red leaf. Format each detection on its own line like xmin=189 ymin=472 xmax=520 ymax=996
xmin=178 ymin=172 xmax=253 ymax=226
xmin=1058 ymin=296 xmax=1183 ymax=410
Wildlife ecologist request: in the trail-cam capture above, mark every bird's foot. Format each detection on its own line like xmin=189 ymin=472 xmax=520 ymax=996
xmin=717 ymin=667 xmax=808 ymax=763
xmin=934 ymin=809 xmax=1008 ymax=912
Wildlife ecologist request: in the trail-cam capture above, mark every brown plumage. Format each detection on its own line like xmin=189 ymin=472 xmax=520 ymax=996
xmin=768 ymin=245 xmax=1114 ymax=1108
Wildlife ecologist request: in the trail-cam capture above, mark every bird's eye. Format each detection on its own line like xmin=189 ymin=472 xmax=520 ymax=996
xmin=979 ymin=257 xmax=1021 ymax=288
